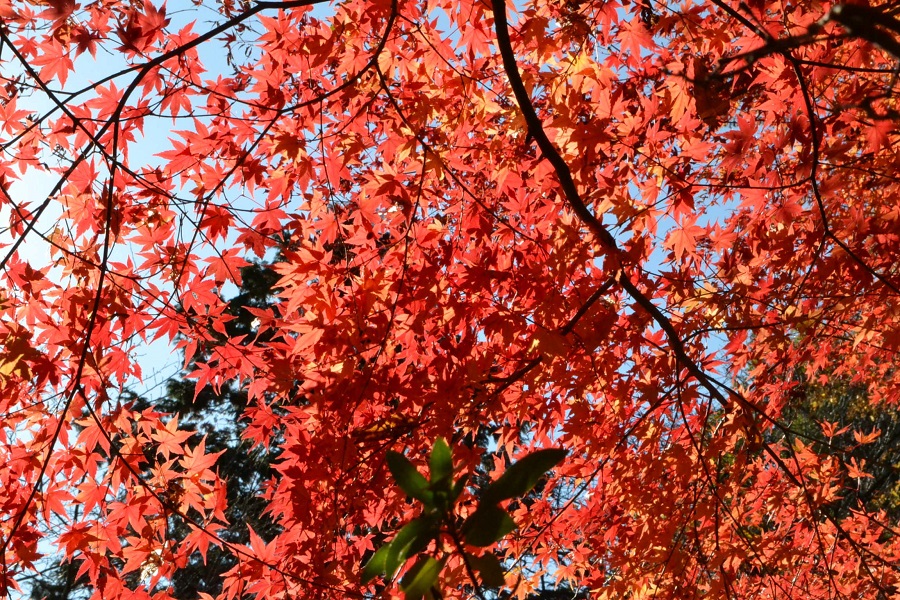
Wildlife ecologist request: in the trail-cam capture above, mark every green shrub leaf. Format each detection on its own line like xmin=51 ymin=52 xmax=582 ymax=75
xmin=387 ymin=451 xmax=433 ymax=505
xmin=361 ymin=544 xmax=391 ymax=583
xmin=468 ymin=552 xmax=506 ymax=588
xmin=429 ymin=438 xmax=453 ymax=490
xmin=385 ymin=517 xmax=438 ymax=579
xmin=400 ymin=556 xmax=444 ymax=600
xmin=463 ymin=504 xmax=516 ymax=547
xmin=451 ymin=473 xmax=469 ymax=501
xmin=482 ymin=448 xmax=567 ymax=505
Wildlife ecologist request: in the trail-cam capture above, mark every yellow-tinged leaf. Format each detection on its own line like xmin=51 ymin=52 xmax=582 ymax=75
xmin=0 ymin=353 xmax=31 ymax=379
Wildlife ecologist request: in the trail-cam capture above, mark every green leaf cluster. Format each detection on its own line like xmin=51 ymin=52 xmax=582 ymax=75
xmin=361 ymin=440 xmax=567 ymax=600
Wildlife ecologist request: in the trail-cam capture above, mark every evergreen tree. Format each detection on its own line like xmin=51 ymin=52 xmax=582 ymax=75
xmin=778 ymin=376 xmax=900 ymax=521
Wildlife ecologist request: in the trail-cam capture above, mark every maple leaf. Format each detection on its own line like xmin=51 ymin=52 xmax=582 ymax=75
xmin=846 ymin=457 xmax=874 ymax=480
xmin=30 ymin=39 xmax=73 ymax=85
xmin=866 ymin=120 xmax=894 ymax=153
xmin=178 ymin=437 xmax=223 ymax=477
xmin=151 ymin=416 xmax=194 ymax=459
xmin=667 ymin=220 xmax=706 ymax=262
xmin=854 ymin=428 xmax=881 ymax=446
xmin=247 ymin=526 xmax=279 ymax=564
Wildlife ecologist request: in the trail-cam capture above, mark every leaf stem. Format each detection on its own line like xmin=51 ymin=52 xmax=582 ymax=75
xmin=446 ymin=521 xmax=488 ymax=600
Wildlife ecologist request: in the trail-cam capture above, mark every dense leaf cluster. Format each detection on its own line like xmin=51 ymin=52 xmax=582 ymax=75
xmin=1 ymin=0 xmax=900 ymax=598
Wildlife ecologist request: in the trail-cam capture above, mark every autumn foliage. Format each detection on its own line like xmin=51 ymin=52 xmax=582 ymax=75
xmin=2 ymin=0 xmax=900 ymax=597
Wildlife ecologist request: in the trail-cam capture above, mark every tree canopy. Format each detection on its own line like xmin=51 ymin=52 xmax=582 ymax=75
xmin=2 ymin=0 xmax=900 ymax=598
